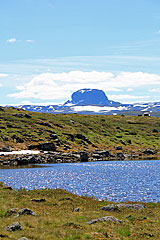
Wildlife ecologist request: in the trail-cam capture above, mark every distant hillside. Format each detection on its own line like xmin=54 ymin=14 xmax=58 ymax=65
xmin=0 ymin=107 xmax=160 ymax=154
xmin=17 ymin=88 xmax=160 ymax=116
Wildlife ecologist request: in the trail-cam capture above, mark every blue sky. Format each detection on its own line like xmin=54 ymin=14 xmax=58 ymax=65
xmin=1 ymin=0 xmax=160 ymax=105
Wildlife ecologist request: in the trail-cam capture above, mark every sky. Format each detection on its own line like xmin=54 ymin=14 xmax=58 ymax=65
xmin=1 ymin=0 xmax=160 ymax=105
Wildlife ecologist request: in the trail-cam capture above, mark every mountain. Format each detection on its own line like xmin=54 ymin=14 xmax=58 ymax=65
xmin=17 ymin=88 xmax=160 ymax=116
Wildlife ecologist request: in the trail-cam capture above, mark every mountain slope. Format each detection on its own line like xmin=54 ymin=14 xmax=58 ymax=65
xmin=0 ymin=107 xmax=160 ymax=153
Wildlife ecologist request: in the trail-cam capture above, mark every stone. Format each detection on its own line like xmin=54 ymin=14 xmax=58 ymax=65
xmin=50 ymin=133 xmax=58 ymax=140
xmin=37 ymin=121 xmax=52 ymax=128
xmin=24 ymin=113 xmax=32 ymax=119
xmin=120 ymin=140 xmax=126 ymax=145
xmin=16 ymin=208 xmax=36 ymax=217
xmin=5 ymin=208 xmax=18 ymax=216
xmin=5 ymin=222 xmax=22 ymax=231
xmin=143 ymin=149 xmax=156 ymax=155
xmin=31 ymin=198 xmax=46 ymax=202
xmin=3 ymin=186 xmax=13 ymax=190
xmin=116 ymin=146 xmax=122 ymax=150
xmin=117 ymin=152 xmax=125 ymax=160
xmin=87 ymin=216 xmax=122 ymax=225
xmin=101 ymin=203 xmax=145 ymax=211
xmin=1 ymin=147 xmax=10 ymax=152
xmin=117 ymin=203 xmax=145 ymax=210
xmin=18 ymin=238 xmax=28 ymax=240
xmin=95 ymin=150 xmax=110 ymax=157
xmin=101 ymin=204 xmax=120 ymax=212
xmin=153 ymin=129 xmax=158 ymax=133
xmin=79 ymin=152 xmax=88 ymax=162
xmin=75 ymin=134 xmax=92 ymax=144
xmin=28 ymin=142 xmax=56 ymax=151
xmin=74 ymin=208 xmax=80 ymax=212
xmin=1 ymin=136 xmax=9 ymax=141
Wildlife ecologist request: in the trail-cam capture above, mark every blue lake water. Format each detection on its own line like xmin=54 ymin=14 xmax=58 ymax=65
xmin=0 ymin=160 xmax=160 ymax=202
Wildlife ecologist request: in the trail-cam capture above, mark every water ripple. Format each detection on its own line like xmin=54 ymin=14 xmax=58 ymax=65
xmin=0 ymin=160 xmax=160 ymax=202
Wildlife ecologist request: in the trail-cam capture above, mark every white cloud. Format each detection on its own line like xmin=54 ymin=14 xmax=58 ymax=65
xmin=0 ymin=74 xmax=8 ymax=78
xmin=26 ymin=40 xmax=34 ymax=43
xmin=126 ymin=88 xmax=133 ymax=92
xmin=9 ymin=71 xmax=160 ymax=102
xmin=7 ymin=38 xmax=17 ymax=43
xmin=149 ymin=88 xmax=160 ymax=93
xmin=108 ymin=94 xmax=149 ymax=101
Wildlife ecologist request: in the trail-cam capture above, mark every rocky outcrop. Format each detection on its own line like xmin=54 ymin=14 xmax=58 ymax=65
xmin=16 ymin=208 xmax=36 ymax=217
xmin=28 ymin=142 xmax=56 ymax=151
xmin=5 ymin=222 xmax=22 ymax=231
xmin=87 ymin=216 xmax=122 ymax=225
xmin=101 ymin=204 xmax=145 ymax=211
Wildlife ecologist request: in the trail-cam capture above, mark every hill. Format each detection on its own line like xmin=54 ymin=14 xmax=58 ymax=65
xmin=0 ymin=106 xmax=160 ymax=155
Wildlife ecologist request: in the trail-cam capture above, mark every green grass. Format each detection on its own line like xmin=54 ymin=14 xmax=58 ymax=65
xmin=0 ymin=107 xmax=160 ymax=155
xmin=0 ymin=182 xmax=159 ymax=240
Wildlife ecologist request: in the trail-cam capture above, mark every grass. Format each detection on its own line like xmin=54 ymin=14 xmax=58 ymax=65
xmin=0 ymin=107 xmax=160 ymax=155
xmin=0 ymin=182 xmax=160 ymax=240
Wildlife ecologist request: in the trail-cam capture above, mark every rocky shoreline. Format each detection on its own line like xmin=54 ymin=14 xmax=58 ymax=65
xmin=0 ymin=148 xmax=158 ymax=166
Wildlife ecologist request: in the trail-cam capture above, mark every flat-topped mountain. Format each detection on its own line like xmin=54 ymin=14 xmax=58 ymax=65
xmin=64 ymin=88 xmax=121 ymax=107
xmin=65 ymin=89 xmax=110 ymax=106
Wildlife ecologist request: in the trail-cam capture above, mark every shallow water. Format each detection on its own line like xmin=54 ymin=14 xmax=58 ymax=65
xmin=0 ymin=160 xmax=160 ymax=202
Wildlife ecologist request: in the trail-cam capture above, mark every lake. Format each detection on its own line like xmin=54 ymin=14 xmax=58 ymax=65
xmin=0 ymin=160 xmax=160 ymax=202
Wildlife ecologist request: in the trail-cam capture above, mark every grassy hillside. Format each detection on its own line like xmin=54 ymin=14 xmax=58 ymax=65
xmin=0 ymin=182 xmax=159 ymax=240
xmin=0 ymin=107 xmax=160 ymax=153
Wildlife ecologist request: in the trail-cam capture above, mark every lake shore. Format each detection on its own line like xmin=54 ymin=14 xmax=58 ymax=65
xmin=0 ymin=182 xmax=159 ymax=240
xmin=0 ymin=149 xmax=159 ymax=166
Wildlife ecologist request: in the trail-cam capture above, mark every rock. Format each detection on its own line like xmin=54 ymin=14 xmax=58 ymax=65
xmin=116 ymin=146 xmax=122 ymax=150
xmin=28 ymin=142 xmax=56 ymax=151
xmin=63 ymin=133 xmax=75 ymax=141
xmin=87 ymin=216 xmax=122 ymax=225
xmin=5 ymin=208 xmax=18 ymax=216
xmin=1 ymin=136 xmax=9 ymax=141
xmin=5 ymin=222 xmax=22 ymax=231
xmin=75 ymin=134 xmax=92 ymax=144
xmin=16 ymin=208 xmax=36 ymax=217
xmin=116 ymin=203 xmax=145 ymax=210
xmin=50 ymin=133 xmax=58 ymax=140
xmin=37 ymin=121 xmax=52 ymax=128
xmin=117 ymin=152 xmax=125 ymax=160
xmin=74 ymin=208 xmax=80 ymax=212
xmin=11 ymin=135 xmax=24 ymax=143
xmin=95 ymin=150 xmax=110 ymax=157
xmin=101 ymin=203 xmax=145 ymax=211
xmin=3 ymin=186 xmax=13 ymax=190
xmin=120 ymin=140 xmax=126 ymax=145
xmin=0 ymin=147 xmax=10 ymax=152
xmin=79 ymin=152 xmax=88 ymax=162
xmin=31 ymin=198 xmax=46 ymax=202
xmin=0 ymin=234 xmax=7 ymax=238
xmin=18 ymin=238 xmax=28 ymax=240
xmin=101 ymin=204 xmax=120 ymax=212
xmin=24 ymin=113 xmax=32 ymax=119
xmin=0 ymin=107 xmax=5 ymax=111
xmin=13 ymin=113 xmax=24 ymax=118
xmin=143 ymin=149 xmax=156 ymax=155
xmin=153 ymin=129 xmax=158 ymax=133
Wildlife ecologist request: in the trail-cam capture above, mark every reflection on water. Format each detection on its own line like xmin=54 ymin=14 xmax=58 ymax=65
xmin=0 ymin=160 xmax=160 ymax=202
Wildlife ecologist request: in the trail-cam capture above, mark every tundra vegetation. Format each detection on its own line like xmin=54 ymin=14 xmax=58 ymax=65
xmin=0 ymin=182 xmax=160 ymax=240
xmin=0 ymin=107 xmax=160 ymax=155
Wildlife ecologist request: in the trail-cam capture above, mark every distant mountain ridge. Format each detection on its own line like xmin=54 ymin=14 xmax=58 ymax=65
xmin=17 ymin=88 xmax=160 ymax=116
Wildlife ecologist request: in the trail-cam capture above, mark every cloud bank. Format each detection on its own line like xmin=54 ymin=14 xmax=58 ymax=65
xmin=9 ymin=71 xmax=160 ymax=103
